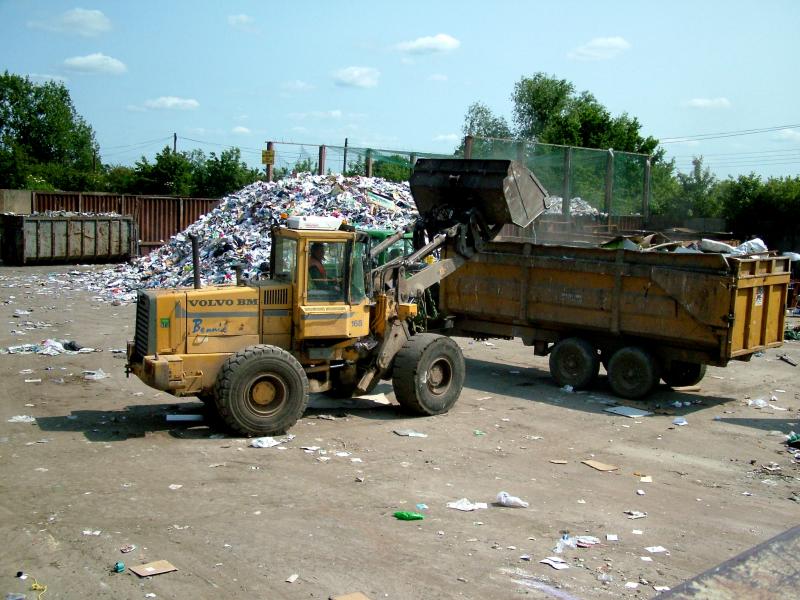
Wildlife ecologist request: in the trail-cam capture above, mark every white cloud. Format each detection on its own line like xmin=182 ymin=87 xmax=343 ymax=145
xmin=63 ymin=53 xmax=126 ymax=75
xmin=684 ymin=97 xmax=731 ymax=109
xmin=281 ymin=79 xmax=314 ymax=92
xmin=333 ymin=66 xmax=380 ymax=88
xmin=28 ymin=8 xmax=111 ymax=37
xmin=568 ymin=36 xmax=631 ymax=61
xmin=433 ymin=133 xmax=459 ymax=142
xmin=396 ymin=33 xmax=460 ymax=54
xmin=428 ymin=73 xmax=448 ymax=82
xmin=28 ymin=73 xmax=68 ymax=83
xmin=227 ymin=14 xmax=255 ymax=30
xmin=288 ymin=110 xmax=344 ymax=120
xmin=776 ymin=128 xmax=800 ymax=142
xmin=144 ymin=96 xmax=199 ymax=110
xmin=125 ymin=104 xmax=147 ymax=113
xmin=232 ymin=126 xmax=251 ymax=135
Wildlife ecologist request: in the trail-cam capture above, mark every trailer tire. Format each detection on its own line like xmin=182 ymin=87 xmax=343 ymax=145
xmin=549 ymin=337 xmax=600 ymax=389
xmin=393 ymin=333 xmax=465 ymax=416
xmin=662 ymin=361 xmax=707 ymax=388
xmin=215 ymin=345 xmax=308 ymax=436
xmin=607 ymin=346 xmax=660 ymax=399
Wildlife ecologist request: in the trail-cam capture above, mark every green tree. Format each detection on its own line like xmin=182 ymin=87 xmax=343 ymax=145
xmin=373 ymin=154 xmax=412 ymax=182
xmin=191 ymin=148 xmax=262 ymax=197
xmin=0 ymin=71 xmax=99 ymax=189
xmin=456 ymin=102 xmax=513 ymax=157
xmin=132 ymin=146 xmax=193 ymax=196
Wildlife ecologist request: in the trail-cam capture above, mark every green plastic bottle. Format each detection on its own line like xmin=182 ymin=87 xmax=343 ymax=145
xmin=393 ymin=511 xmax=425 ymax=521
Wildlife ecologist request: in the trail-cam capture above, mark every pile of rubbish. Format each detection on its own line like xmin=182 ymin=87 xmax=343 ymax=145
xmin=95 ymin=173 xmax=417 ymax=303
xmin=543 ymin=196 xmax=605 ymax=218
xmin=601 ymin=233 xmax=773 ymax=255
xmin=30 ymin=210 xmax=123 ymax=218
xmin=1 ymin=338 xmax=98 ymax=356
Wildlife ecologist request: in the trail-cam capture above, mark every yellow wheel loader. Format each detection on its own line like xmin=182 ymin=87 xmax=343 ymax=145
xmin=126 ymin=159 xmax=548 ymax=435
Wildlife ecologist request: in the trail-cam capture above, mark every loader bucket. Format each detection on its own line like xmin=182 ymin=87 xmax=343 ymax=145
xmin=409 ymin=159 xmax=549 ymax=229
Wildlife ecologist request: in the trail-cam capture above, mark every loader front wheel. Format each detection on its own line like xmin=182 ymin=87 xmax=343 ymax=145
xmin=662 ymin=361 xmax=707 ymax=388
xmin=215 ymin=345 xmax=309 ymax=436
xmin=607 ymin=346 xmax=659 ymax=399
xmin=549 ymin=337 xmax=600 ymax=389
xmin=392 ymin=333 xmax=465 ymax=416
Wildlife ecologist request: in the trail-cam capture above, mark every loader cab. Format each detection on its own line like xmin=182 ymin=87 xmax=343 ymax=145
xmin=270 ymin=221 xmax=372 ymax=343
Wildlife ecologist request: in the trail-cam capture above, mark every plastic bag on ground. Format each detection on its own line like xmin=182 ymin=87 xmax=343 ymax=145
xmin=496 ymin=491 xmax=529 ymax=508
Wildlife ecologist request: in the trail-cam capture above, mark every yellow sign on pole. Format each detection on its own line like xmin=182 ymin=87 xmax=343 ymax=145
xmin=261 ymin=149 xmax=275 ymax=165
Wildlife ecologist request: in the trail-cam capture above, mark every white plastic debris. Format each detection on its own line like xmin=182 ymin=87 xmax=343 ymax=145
xmin=83 ymin=369 xmax=110 ymax=380
xmin=672 ymin=417 xmax=688 ymax=426
xmin=447 ymin=498 xmax=488 ymax=511
xmin=393 ymin=429 xmax=428 ymax=438
xmin=250 ymin=434 xmax=295 ymax=448
xmin=496 ymin=491 xmax=529 ymax=508
xmin=8 ymin=415 xmax=36 ymax=424
xmin=539 ymin=556 xmax=569 ymax=570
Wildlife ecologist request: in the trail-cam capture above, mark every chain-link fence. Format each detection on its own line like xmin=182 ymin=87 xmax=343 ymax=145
xmin=265 ymin=136 xmax=651 ymax=219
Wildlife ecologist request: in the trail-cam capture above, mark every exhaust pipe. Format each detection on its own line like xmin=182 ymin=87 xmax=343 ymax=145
xmin=189 ymin=234 xmax=202 ymax=289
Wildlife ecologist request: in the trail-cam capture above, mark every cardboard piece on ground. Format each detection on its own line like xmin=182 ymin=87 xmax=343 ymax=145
xmin=582 ymin=460 xmax=618 ymax=472
xmin=549 ymin=459 xmax=568 ymax=464
xmin=331 ymin=594 xmax=372 ymax=600
xmin=604 ymin=406 xmax=653 ymax=418
xmin=130 ymin=560 xmax=177 ymax=577
xmin=672 ymin=385 xmax=701 ymax=392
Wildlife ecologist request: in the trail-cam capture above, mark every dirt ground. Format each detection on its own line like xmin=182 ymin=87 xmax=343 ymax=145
xmin=0 ymin=265 xmax=798 ymax=600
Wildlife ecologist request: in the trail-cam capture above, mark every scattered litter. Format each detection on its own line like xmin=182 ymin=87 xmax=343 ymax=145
xmin=166 ymin=414 xmax=204 ymax=422
xmin=82 ymin=529 xmax=101 ymax=536
xmin=393 ymin=429 xmax=427 ymax=438
xmin=539 ymin=556 xmax=569 ymax=570
xmin=549 ymin=459 xmax=568 ymax=464
xmin=447 ymin=498 xmax=488 ymax=511
xmin=654 ymin=585 xmax=671 ymax=592
xmin=168 ymin=484 xmax=182 ymax=490
xmin=24 ymin=378 xmax=42 ymax=383
xmin=640 ymin=475 xmax=653 ymax=483
xmin=334 ymin=451 xmax=351 ymax=457
xmin=112 ymin=561 xmax=125 ymax=573
xmin=640 ymin=556 xmax=653 ymax=562
xmin=606 ymin=534 xmax=618 ymax=541
xmin=632 ymin=529 xmax=643 ymax=535
xmin=645 ymin=546 xmax=668 ymax=554
xmin=129 ymin=560 xmax=177 ymax=578
xmin=748 ymin=398 xmax=768 ymax=408
xmin=7 ymin=415 xmax=36 ymax=424
xmin=415 ymin=503 xmax=428 ymax=511
xmin=604 ymin=406 xmax=653 ymax=418
xmin=473 ymin=429 xmax=486 ymax=436
xmin=777 ymin=353 xmax=797 ymax=366
xmin=83 ymin=369 xmax=110 ymax=380
xmin=624 ymin=510 xmax=647 ymax=519
xmin=120 ymin=544 xmax=136 ymax=553
xmin=496 ymin=491 xmax=529 ymax=508
xmin=582 ymin=460 xmax=618 ymax=472
xmin=672 ymin=417 xmax=688 ymax=426
xmin=637 ymin=489 xmax=646 ymax=496
xmin=519 ymin=554 xmax=531 ymax=561
xmin=560 ymin=385 xmax=574 ymax=393
xmin=250 ymin=434 xmax=295 ymax=448
xmin=625 ymin=582 xmax=639 ymax=589
xmin=286 ymin=573 xmax=299 ymax=583
xmin=393 ymin=511 xmax=424 ymax=521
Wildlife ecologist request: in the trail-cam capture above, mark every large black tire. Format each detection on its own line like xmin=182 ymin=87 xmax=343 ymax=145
xmin=662 ymin=361 xmax=707 ymax=388
xmin=392 ymin=333 xmax=465 ymax=415
xmin=549 ymin=337 xmax=600 ymax=389
xmin=607 ymin=346 xmax=660 ymax=399
xmin=197 ymin=392 xmax=217 ymax=406
xmin=214 ymin=345 xmax=308 ymax=436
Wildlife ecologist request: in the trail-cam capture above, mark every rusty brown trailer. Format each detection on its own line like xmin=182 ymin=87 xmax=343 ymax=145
xmin=436 ymin=240 xmax=789 ymax=396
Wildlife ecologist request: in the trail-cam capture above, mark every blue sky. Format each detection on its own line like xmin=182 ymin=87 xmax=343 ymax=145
xmin=1 ymin=0 xmax=798 ymax=179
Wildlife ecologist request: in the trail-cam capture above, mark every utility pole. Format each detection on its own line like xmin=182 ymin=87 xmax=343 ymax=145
xmin=173 ymin=132 xmax=177 ymax=154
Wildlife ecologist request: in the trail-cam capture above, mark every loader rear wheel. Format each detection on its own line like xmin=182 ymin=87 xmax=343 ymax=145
xmin=662 ymin=361 xmax=707 ymax=388
xmin=607 ymin=346 xmax=660 ymax=399
xmin=549 ymin=337 xmax=600 ymax=389
xmin=215 ymin=345 xmax=309 ymax=436
xmin=392 ymin=333 xmax=465 ymax=416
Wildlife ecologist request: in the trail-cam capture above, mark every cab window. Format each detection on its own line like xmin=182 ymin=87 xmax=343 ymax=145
xmin=307 ymin=241 xmax=346 ymax=303
xmin=350 ymin=240 xmax=368 ymax=303
xmin=273 ymin=237 xmax=297 ymax=282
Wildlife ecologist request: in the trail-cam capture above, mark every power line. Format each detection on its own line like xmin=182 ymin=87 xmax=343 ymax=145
xmin=102 ymin=135 xmax=172 ymax=150
xmin=669 ymin=147 xmax=800 ymax=159
xmin=659 ymin=123 xmax=800 ymax=143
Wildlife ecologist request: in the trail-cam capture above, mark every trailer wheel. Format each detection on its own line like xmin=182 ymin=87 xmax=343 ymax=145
xmin=392 ymin=333 xmax=465 ymax=415
xmin=215 ymin=345 xmax=309 ymax=436
xmin=549 ymin=337 xmax=600 ymax=389
xmin=662 ymin=361 xmax=707 ymax=388
xmin=607 ymin=346 xmax=660 ymax=399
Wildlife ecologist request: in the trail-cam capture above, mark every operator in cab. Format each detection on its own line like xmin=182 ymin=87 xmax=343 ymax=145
xmin=309 ymin=242 xmax=327 ymax=282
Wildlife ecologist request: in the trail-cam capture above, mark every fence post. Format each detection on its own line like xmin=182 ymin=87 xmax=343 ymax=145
xmin=266 ymin=141 xmax=274 ymax=182
xmin=604 ymin=149 xmax=614 ymax=216
xmin=318 ymin=145 xmax=326 ymax=175
xmin=78 ymin=192 xmax=83 ymax=213
xmin=342 ymin=137 xmax=348 ymax=174
xmin=561 ymin=147 xmax=572 ymax=220
xmin=516 ymin=140 xmax=525 ymax=163
xmin=410 ymin=153 xmax=417 ymax=167
xmin=643 ymin=157 xmax=651 ymax=222
xmin=366 ymin=149 xmax=373 ymax=177
xmin=464 ymin=135 xmax=474 ymax=159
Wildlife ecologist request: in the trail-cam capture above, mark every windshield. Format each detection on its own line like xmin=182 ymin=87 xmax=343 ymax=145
xmin=272 ymin=236 xmax=297 ymax=282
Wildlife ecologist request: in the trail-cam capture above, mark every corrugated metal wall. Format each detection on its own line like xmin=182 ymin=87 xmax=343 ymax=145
xmin=31 ymin=192 xmax=219 ymax=255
